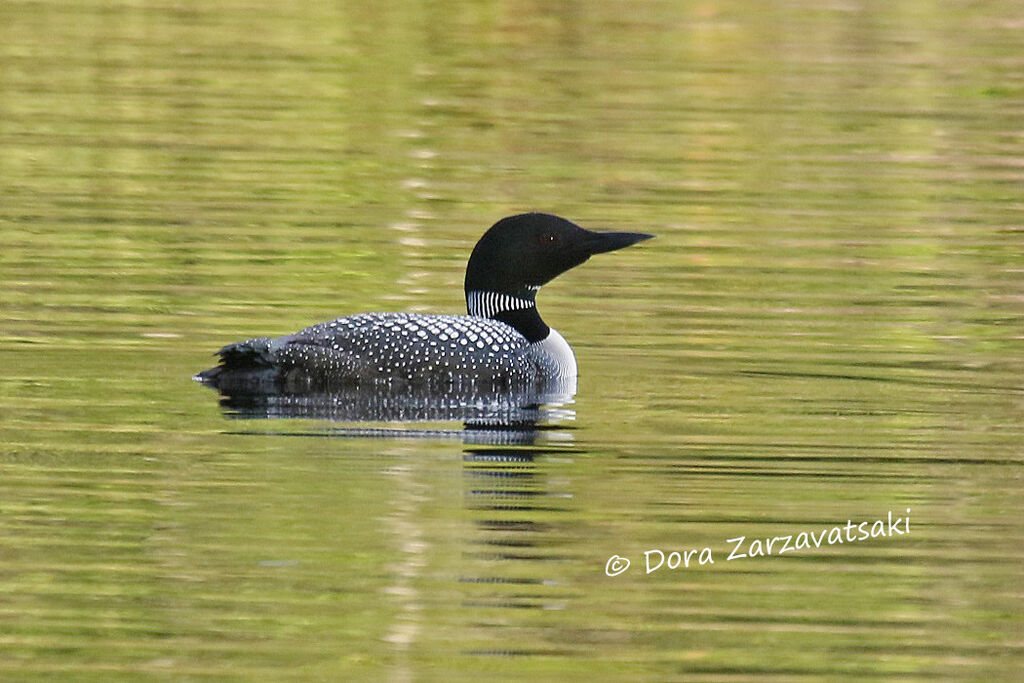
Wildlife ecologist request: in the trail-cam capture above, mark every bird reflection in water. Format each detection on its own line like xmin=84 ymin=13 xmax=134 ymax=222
xmin=197 ymin=371 xmax=577 ymax=445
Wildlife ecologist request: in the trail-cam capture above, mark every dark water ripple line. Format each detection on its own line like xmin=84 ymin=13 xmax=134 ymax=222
xmin=740 ymin=369 xmax=1023 ymax=393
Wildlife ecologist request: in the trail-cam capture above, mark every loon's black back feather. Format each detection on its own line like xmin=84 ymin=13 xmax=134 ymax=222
xmin=199 ymin=312 xmax=539 ymax=390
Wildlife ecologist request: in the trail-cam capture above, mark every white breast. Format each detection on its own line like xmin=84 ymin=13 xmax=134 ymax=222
xmin=531 ymin=327 xmax=577 ymax=378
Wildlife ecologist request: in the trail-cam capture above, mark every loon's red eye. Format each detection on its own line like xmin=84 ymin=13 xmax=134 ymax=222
xmin=538 ymin=232 xmax=558 ymax=246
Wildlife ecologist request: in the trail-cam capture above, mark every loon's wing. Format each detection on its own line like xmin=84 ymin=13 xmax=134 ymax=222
xmin=196 ymin=312 xmax=537 ymax=389
xmin=284 ymin=312 xmax=537 ymax=382
xmin=271 ymin=315 xmax=387 ymax=378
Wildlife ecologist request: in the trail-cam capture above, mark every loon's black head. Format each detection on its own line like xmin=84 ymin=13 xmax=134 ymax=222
xmin=463 ymin=213 xmax=653 ymax=342
xmin=464 ymin=213 xmax=653 ymax=295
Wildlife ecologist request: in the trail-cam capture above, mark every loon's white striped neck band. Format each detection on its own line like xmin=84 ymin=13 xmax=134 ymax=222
xmin=466 ymin=290 xmax=536 ymax=319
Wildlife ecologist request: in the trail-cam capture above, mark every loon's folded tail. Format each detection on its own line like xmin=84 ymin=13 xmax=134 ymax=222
xmin=193 ymin=338 xmax=276 ymax=385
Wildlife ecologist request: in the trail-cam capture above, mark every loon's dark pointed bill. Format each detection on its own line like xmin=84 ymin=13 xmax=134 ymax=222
xmin=582 ymin=230 xmax=655 ymax=255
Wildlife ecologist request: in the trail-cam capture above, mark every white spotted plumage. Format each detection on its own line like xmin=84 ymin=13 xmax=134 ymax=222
xmin=243 ymin=311 xmax=568 ymax=384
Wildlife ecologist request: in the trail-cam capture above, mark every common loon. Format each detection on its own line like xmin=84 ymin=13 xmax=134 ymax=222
xmin=195 ymin=213 xmax=652 ymax=391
